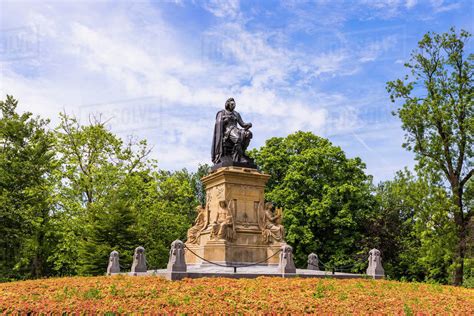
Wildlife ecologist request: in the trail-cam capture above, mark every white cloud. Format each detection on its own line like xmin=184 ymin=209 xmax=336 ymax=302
xmin=405 ymin=0 xmax=417 ymax=8
xmin=0 ymin=1 xmax=334 ymax=169
xmin=202 ymin=0 xmax=240 ymax=18
xmin=430 ymin=0 xmax=462 ymax=13
xmin=358 ymin=35 xmax=399 ymax=62
xmin=0 ymin=0 xmax=426 ymax=182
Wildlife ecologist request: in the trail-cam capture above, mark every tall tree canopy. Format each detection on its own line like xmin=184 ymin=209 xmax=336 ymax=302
xmin=387 ymin=28 xmax=473 ymax=285
xmin=52 ymin=113 xmax=154 ymax=275
xmin=52 ymin=114 xmax=198 ymax=275
xmin=0 ymin=99 xmax=202 ymax=278
xmin=0 ymin=96 xmax=57 ymax=280
xmin=250 ymin=131 xmax=377 ymax=269
xmin=372 ymin=169 xmax=456 ymax=283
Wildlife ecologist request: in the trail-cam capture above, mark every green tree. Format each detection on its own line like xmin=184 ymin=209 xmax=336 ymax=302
xmin=387 ymin=28 xmax=473 ymax=285
xmin=53 ymin=113 xmax=199 ymax=273
xmin=0 ymin=96 xmax=57 ymax=279
xmin=250 ymin=131 xmax=376 ymax=269
xmin=78 ymin=198 xmax=137 ymax=275
xmin=53 ymin=113 xmax=152 ymax=275
xmin=372 ymin=169 xmax=456 ymax=283
xmin=190 ymin=164 xmax=211 ymax=206
xmin=135 ymin=169 xmax=198 ymax=269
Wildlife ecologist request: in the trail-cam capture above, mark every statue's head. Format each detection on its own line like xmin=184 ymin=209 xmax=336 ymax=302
xmin=225 ymin=98 xmax=236 ymax=111
xmin=308 ymin=253 xmax=318 ymax=264
xmin=171 ymin=239 xmax=184 ymax=251
xmin=369 ymin=248 xmax=381 ymax=263
xmin=281 ymin=243 xmax=293 ymax=257
xmin=109 ymin=250 xmax=119 ymax=261
xmin=219 ymin=200 xmax=227 ymax=208
xmin=265 ymin=202 xmax=273 ymax=210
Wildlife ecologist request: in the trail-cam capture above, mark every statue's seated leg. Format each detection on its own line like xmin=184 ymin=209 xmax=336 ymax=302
xmin=217 ymin=223 xmax=226 ymax=239
xmin=211 ymin=223 xmax=219 ymax=239
xmin=222 ymin=138 xmax=234 ymax=157
xmin=241 ymin=130 xmax=252 ymax=152
xmin=233 ymin=143 xmax=243 ymax=162
xmin=212 ymin=127 xmax=256 ymax=169
xmin=226 ymin=129 xmax=244 ymax=162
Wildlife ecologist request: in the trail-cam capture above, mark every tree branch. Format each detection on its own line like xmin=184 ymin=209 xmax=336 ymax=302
xmin=460 ymin=169 xmax=473 ymax=187
xmin=414 ymin=129 xmax=451 ymax=179
xmin=454 ymin=53 xmax=467 ymax=179
xmin=434 ymin=119 xmax=455 ymax=178
xmin=128 ymin=147 xmax=152 ymax=173
xmin=61 ymin=115 xmax=93 ymax=203
xmin=425 ymin=66 xmax=456 ymax=182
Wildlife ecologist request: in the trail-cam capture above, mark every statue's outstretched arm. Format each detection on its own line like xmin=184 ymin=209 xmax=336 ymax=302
xmin=236 ymin=112 xmax=252 ymax=129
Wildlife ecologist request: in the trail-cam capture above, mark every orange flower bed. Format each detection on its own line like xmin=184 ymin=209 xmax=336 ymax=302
xmin=0 ymin=276 xmax=473 ymax=314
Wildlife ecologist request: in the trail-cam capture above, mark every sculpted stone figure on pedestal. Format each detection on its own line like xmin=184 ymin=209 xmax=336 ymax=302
xmin=278 ymin=243 xmax=296 ymax=274
xmin=366 ymin=248 xmax=384 ymax=278
xmin=167 ymin=240 xmax=186 ymax=272
xmin=210 ymin=200 xmax=235 ymax=241
xmin=307 ymin=253 xmax=319 ymax=270
xmin=131 ymin=246 xmax=147 ymax=273
xmin=107 ymin=250 xmax=120 ymax=274
xmin=260 ymin=202 xmax=285 ymax=244
xmin=186 ymin=205 xmax=208 ymax=244
xmin=211 ymin=98 xmax=257 ymax=170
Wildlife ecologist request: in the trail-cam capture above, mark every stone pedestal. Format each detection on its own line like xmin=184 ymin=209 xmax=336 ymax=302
xmin=185 ymin=167 xmax=284 ymax=266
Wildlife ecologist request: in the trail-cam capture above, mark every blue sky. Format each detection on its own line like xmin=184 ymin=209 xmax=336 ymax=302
xmin=1 ymin=0 xmax=472 ymax=182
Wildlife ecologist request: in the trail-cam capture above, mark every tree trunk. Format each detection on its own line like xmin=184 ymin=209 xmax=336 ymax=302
xmin=454 ymin=228 xmax=466 ymax=286
xmin=32 ymin=210 xmax=48 ymax=278
xmin=32 ymin=231 xmax=44 ymax=278
xmin=453 ymin=184 xmax=465 ymax=286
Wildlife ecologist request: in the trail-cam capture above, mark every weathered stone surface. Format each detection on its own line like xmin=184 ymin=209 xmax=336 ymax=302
xmin=307 ymin=253 xmax=319 ymax=270
xmin=131 ymin=246 xmax=147 ymax=273
xmin=210 ymin=200 xmax=235 ymax=242
xmin=107 ymin=250 xmax=120 ymax=274
xmin=366 ymin=248 xmax=384 ymax=279
xmin=167 ymin=240 xmax=187 ymax=272
xmin=186 ymin=205 xmax=207 ymax=244
xmin=185 ymin=167 xmax=285 ymax=266
xmin=261 ymin=202 xmax=284 ymax=244
xmin=278 ymin=244 xmax=296 ymax=274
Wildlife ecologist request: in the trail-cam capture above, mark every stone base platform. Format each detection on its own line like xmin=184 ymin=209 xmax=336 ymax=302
xmin=121 ymin=265 xmax=371 ymax=281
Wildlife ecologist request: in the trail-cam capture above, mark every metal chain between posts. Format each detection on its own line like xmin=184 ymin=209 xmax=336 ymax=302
xmin=117 ymin=251 xmax=366 ymax=274
xmin=145 ymin=259 xmax=159 ymax=271
xmin=119 ymin=261 xmax=156 ymax=272
xmin=318 ymin=257 xmax=367 ymax=274
xmin=184 ymin=244 xmax=282 ymax=273
xmin=317 ymin=259 xmax=335 ymax=274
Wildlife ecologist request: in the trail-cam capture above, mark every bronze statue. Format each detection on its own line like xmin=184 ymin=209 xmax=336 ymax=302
xmin=211 ymin=98 xmax=257 ymax=169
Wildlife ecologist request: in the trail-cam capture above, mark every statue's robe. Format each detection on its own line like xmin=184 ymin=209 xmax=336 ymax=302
xmin=212 ymin=110 xmax=225 ymax=164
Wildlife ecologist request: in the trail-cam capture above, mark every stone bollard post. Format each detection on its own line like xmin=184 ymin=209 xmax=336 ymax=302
xmin=167 ymin=240 xmax=187 ymax=272
xmin=366 ymin=248 xmax=384 ymax=279
xmin=166 ymin=240 xmax=187 ymax=280
xmin=307 ymin=253 xmax=319 ymax=270
xmin=131 ymin=246 xmax=147 ymax=274
xmin=107 ymin=250 xmax=120 ymax=275
xmin=278 ymin=244 xmax=296 ymax=274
